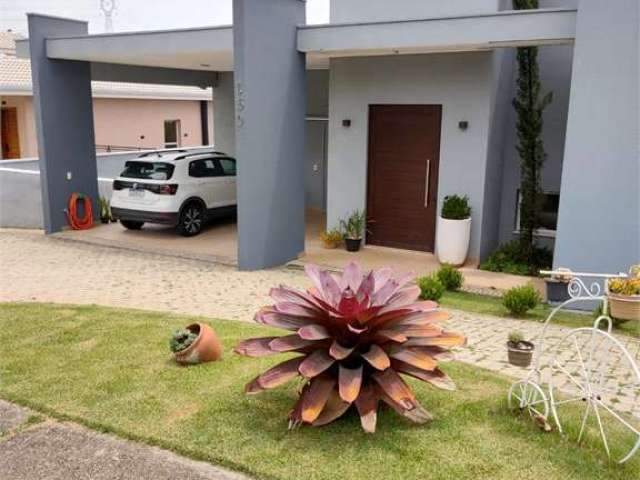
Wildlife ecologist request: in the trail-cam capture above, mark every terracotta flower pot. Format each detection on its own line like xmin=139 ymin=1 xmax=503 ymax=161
xmin=507 ymin=341 xmax=534 ymax=368
xmin=609 ymin=294 xmax=640 ymax=322
xmin=173 ymin=323 xmax=222 ymax=365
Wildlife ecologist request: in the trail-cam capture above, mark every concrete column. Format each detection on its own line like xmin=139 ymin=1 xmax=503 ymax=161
xmin=213 ymin=72 xmax=236 ymax=156
xmin=233 ymin=0 xmax=307 ymax=270
xmin=28 ymin=14 xmax=98 ymax=234
xmin=554 ymin=1 xmax=639 ymax=273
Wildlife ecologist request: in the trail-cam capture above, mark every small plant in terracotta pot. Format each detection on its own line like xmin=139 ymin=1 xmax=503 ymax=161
xmin=170 ymin=323 xmax=222 ymax=365
xmin=507 ymin=331 xmax=534 ymax=368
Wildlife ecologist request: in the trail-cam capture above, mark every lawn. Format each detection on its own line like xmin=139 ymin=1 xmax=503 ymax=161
xmin=0 ymin=303 xmax=637 ymax=480
xmin=440 ymin=291 xmax=639 ymax=338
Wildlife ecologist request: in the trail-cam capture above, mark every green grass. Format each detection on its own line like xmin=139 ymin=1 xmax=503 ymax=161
xmin=440 ymin=291 xmax=639 ymax=338
xmin=0 ymin=303 xmax=637 ymax=480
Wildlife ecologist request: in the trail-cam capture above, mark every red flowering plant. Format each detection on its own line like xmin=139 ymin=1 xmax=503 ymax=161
xmin=234 ymin=262 xmax=466 ymax=432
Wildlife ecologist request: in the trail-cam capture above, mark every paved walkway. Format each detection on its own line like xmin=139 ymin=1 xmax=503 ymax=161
xmin=0 ymin=229 xmax=638 ymax=477
xmin=0 ymin=401 xmax=249 ymax=480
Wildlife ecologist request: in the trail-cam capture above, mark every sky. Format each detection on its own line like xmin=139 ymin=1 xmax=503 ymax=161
xmin=0 ymin=0 xmax=331 ymax=35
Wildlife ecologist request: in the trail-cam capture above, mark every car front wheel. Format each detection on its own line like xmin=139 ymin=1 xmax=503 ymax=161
xmin=178 ymin=202 xmax=204 ymax=237
xmin=120 ymin=220 xmax=144 ymax=230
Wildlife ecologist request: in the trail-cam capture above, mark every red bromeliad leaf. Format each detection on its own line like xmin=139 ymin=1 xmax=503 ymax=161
xmin=354 ymin=383 xmax=379 ymax=433
xmin=234 ymin=337 xmax=279 ymax=357
xmin=299 ymin=350 xmax=335 ymax=378
xmin=300 ymin=374 xmax=336 ymax=423
xmin=329 ymin=340 xmax=354 ymax=360
xmin=362 ymin=344 xmax=391 ymax=370
xmin=245 ymin=357 xmax=304 ymax=394
xmin=404 ymin=331 xmax=466 ymax=348
xmin=237 ymin=263 xmax=466 ymax=431
xmin=268 ymin=335 xmax=315 ymax=352
xmin=372 ymin=368 xmax=415 ymax=410
xmin=312 ymin=388 xmax=351 ymax=426
xmin=386 ymin=346 xmax=438 ymax=371
xmin=298 ymin=324 xmax=331 ymax=340
xmin=338 ymin=365 xmax=363 ymax=403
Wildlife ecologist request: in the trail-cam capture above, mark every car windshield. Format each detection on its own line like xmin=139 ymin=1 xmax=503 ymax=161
xmin=121 ymin=161 xmax=175 ymax=180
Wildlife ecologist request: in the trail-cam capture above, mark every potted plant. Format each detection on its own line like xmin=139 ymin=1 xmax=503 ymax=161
xmin=340 ymin=210 xmax=366 ymax=252
xmin=169 ymin=323 xmax=223 ymax=365
xmin=319 ymin=228 xmax=344 ymax=249
xmin=436 ymin=195 xmax=471 ymax=266
xmin=98 ymin=196 xmax=112 ymax=224
xmin=545 ymin=267 xmax=572 ymax=303
xmin=607 ymin=266 xmax=640 ymax=322
xmin=507 ymin=331 xmax=534 ymax=368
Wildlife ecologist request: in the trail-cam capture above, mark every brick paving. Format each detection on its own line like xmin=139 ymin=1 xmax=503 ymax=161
xmin=1 ymin=229 xmax=638 ymax=421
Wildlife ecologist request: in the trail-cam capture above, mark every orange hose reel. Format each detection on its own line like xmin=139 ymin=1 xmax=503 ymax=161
xmin=66 ymin=193 xmax=94 ymax=230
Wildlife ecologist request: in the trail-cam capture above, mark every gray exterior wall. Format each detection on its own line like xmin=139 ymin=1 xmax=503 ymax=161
xmin=330 ymin=0 xmax=501 ymax=23
xmin=233 ymin=0 xmax=307 ymax=270
xmin=27 ymin=14 xmax=99 ymax=234
xmin=213 ymin=72 xmax=237 ymax=156
xmin=554 ymin=0 xmax=640 ymax=273
xmin=327 ymin=52 xmax=495 ymax=263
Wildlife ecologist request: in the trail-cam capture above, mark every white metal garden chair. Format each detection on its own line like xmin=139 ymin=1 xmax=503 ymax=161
xmin=507 ymin=270 xmax=640 ymax=464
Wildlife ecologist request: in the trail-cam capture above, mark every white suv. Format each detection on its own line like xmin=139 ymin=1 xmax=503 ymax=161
xmin=110 ymin=150 xmax=237 ymax=236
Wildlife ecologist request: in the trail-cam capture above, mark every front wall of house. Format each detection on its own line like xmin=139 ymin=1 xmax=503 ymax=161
xmin=92 ymin=98 xmax=209 ymax=151
xmin=330 ymin=0 xmax=502 ymax=23
xmin=2 ymin=96 xmax=38 ymax=158
xmin=327 ymin=52 xmax=494 ymax=262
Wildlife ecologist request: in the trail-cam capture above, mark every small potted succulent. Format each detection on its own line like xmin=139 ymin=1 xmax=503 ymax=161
xmin=320 ymin=228 xmax=344 ymax=249
xmin=340 ymin=210 xmax=366 ymax=252
xmin=607 ymin=266 xmax=640 ymax=322
xmin=436 ymin=195 xmax=471 ymax=266
xmin=169 ymin=323 xmax=223 ymax=365
xmin=507 ymin=331 xmax=534 ymax=368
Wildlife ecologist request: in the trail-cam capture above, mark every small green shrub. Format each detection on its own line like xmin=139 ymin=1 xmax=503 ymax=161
xmin=417 ymin=275 xmax=445 ymax=301
xmin=441 ymin=195 xmax=471 ymax=220
xmin=436 ymin=264 xmax=464 ymax=291
xmin=502 ymin=284 xmax=541 ymax=316
xmin=480 ymin=240 xmax=552 ymax=276
xmin=169 ymin=329 xmax=198 ymax=353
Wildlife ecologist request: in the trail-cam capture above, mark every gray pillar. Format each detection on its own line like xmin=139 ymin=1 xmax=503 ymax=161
xmin=233 ymin=0 xmax=307 ymax=270
xmin=554 ymin=0 xmax=639 ymax=273
xmin=28 ymin=14 xmax=98 ymax=234
xmin=213 ymin=72 xmax=236 ymax=156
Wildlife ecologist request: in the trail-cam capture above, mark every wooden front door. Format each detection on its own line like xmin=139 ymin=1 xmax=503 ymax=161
xmin=1 ymin=108 xmax=21 ymax=159
xmin=366 ymin=105 xmax=442 ymax=252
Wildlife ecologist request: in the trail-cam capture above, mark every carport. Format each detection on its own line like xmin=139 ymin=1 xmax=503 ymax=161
xmin=22 ymin=0 xmax=313 ymax=270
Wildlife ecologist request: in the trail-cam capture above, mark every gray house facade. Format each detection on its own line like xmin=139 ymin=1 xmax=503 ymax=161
xmin=20 ymin=0 xmax=639 ymax=272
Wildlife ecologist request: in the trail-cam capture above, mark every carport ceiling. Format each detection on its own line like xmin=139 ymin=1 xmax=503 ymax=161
xmin=17 ymin=8 xmax=576 ymax=72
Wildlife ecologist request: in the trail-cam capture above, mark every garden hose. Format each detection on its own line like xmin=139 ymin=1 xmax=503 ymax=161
xmin=66 ymin=193 xmax=94 ymax=230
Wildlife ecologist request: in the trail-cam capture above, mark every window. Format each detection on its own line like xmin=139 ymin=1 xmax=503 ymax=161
xmin=218 ymin=158 xmax=236 ymax=176
xmin=514 ymin=190 xmax=560 ymax=237
xmin=164 ymin=120 xmax=181 ymax=148
xmin=121 ymin=161 xmax=175 ymax=180
xmin=189 ymin=158 xmax=222 ymax=178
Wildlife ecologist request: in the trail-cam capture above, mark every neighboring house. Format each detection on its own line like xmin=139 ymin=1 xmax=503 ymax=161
xmin=0 ymin=31 xmax=213 ymax=159
xmin=16 ymin=0 xmax=640 ymax=274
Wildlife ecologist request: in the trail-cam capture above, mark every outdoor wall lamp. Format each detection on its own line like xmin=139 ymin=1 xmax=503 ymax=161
xmin=458 ymin=121 xmax=469 ymax=131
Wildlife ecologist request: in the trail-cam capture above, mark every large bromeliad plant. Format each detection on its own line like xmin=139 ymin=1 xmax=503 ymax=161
xmin=234 ymin=262 xmax=466 ymax=432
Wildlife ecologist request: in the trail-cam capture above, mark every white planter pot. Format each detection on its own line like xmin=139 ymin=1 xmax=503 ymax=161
xmin=435 ymin=216 xmax=471 ymax=266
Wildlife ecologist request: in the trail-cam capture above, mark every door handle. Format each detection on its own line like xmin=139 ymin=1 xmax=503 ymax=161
xmin=424 ymin=159 xmax=431 ymax=207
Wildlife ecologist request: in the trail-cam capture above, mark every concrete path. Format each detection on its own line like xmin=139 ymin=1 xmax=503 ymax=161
xmin=0 ymin=401 xmax=249 ymax=480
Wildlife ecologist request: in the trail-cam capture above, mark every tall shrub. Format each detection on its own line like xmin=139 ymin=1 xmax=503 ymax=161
xmin=513 ymin=0 xmax=552 ymax=272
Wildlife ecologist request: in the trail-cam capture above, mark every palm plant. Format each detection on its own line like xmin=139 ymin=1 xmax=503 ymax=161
xmin=235 ymin=262 xmax=466 ymax=432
